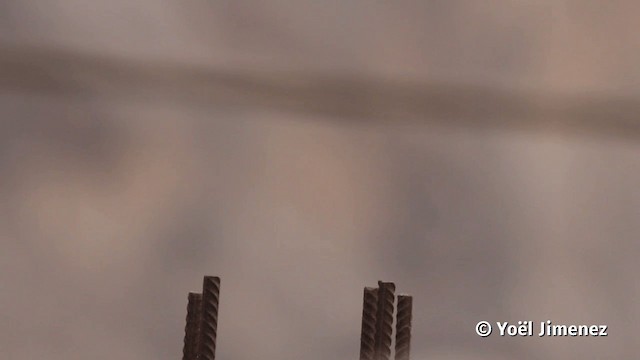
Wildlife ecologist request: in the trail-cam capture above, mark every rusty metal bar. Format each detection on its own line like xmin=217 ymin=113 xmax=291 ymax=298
xmin=359 ymin=287 xmax=379 ymax=360
xmin=197 ymin=276 xmax=221 ymax=360
xmin=183 ymin=292 xmax=203 ymax=360
xmin=179 ymin=277 xmax=413 ymax=360
xmin=395 ymin=295 xmax=413 ymax=360
xmin=373 ymin=281 xmax=395 ymax=360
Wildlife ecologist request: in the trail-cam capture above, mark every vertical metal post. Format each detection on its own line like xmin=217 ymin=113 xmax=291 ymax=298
xmin=359 ymin=287 xmax=379 ymax=360
xmin=373 ymin=281 xmax=395 ymax=360
xmin=395 ymin=295 xmax=413 ymax=360
xmin=183 ymin=292 xmax=203 ymax=360
xmin=197 ymin=276 xmax=221 ymax=360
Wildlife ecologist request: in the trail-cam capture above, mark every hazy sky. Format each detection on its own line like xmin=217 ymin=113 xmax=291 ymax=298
xmin=1 ymin=2 xmax=639 ymax=359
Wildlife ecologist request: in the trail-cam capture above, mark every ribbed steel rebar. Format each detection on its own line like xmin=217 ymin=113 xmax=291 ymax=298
xmin=395 ymin=295 xmax=413 ymax=360
xmin=183 ymin=292 xmax=203 ymax=360
xmin=359 ymin=287 xmax=379 ymax=360
xmin=373 ymin=281 xmax=395 ymax=360
xmin=197 ymin=276 xmax=221 ymax=360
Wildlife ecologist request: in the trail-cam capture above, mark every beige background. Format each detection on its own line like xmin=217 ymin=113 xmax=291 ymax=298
xmin=1 ymin=2 xmax=639 ymax=359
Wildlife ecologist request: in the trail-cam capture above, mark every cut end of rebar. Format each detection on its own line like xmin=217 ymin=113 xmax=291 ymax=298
xmin=203 ymin=276 xmax=221 ymax=284
xmin=377 ymin=281 xmax=396 ymax=292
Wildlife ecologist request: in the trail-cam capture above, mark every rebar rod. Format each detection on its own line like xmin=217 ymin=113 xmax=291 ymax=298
xmin=359 ymin=287 xmax=379 ymax=360
xmin=197 ymin=276 xmax=221 ymax=360
xmin=373 ymin=281 xmax=395 ymax=360
xmin=183 ymin=292 xmax=203 ymax=360
xmin=395 ymin=295 xmax=413 ymax=360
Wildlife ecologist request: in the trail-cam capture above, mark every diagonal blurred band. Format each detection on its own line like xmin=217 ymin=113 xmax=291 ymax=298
xmin=1 ymin=45 xmax=639 ymax=141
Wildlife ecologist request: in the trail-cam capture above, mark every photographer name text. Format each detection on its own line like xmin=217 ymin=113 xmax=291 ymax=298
xmin=475 ymin=320 xmax=608 ymax=338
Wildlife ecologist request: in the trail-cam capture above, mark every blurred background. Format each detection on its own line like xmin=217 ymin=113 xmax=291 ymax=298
xmin=1 ymin=1 xmax=639 ymax=359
